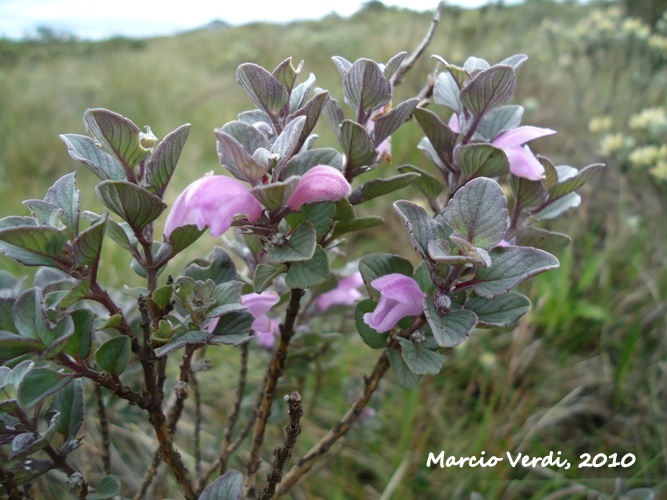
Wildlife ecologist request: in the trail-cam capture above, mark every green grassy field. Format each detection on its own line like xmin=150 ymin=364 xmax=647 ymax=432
xmin=1 ymin=1 xmax=666 ymax=498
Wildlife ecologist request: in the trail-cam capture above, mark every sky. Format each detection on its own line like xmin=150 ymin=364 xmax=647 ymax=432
xmin=0 ymin=0 xmax=506 ymax=40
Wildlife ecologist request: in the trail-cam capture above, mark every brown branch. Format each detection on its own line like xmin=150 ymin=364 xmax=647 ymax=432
xmin=274 ymin=350 xmax=391 ymax=498
xmin=390 ymin=1 xmax=445 ymax=89
xmin=259 ymin=391 xmax=303 ymax=500
xmin=244 ymin=288 xmax=305 ymax=498
xmin=0 ymin=466 xmax=24 ymax=499
xmin=192 ymin=370 xmax=202 ymax=478
xmin=94 ymin=384 xmax=111 ymax=474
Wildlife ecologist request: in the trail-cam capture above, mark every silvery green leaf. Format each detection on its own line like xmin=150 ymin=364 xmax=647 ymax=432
xmin=331 ymin=55 xmax=353 ymax=77
xmin=199 ymin=470 xmax=243 ymax=500
xmin=145 ymin=123 xmax=191 ymax=197
xmin=95 ymin=336 xmax=131 ymax=376
xmin=533 ymin=192 xmax=581 ymax=220
xmin=208 ymin=281 xmax=245 ymax=318
xmin=388 ymin=348 xmax=423 ymax=389
xmin=397 ymin=165 xmax=443 ymax=201
xmin=285 ymin=245 xmax=330 ymax=289
xmin=393 ymin=200 xmax=451 ymax=260
xmin=509 ymin=175 xmax=548 ymax=209
xmin=424 ymin=297 xmax=478 ymax=347
xmin=455 ymin=144 xmax=509 ymax=181
xmin=413 ymin=108 xmax=457 ymax=165
xmin=548 ymin=163 xmax=605 ymax=200
xmin=515 ymin=227 xmax=571 ymax=254
xmin=209 ymin=310 xmax=253 ymax=345
xmin=498 ymin=54 xmax=528 ymax=69
xmin=340 ymin=119 xmax=377 ymax=169
xmin=17 ymin=367 xmax=72 ymax=408
xmin=460 ymin=65 xmax=516 ymax=116
xmin=418 ymin=137 xmax=448 ymax=173
xmin=428 ymin=239 xmax=490 ymax=267
xmin=273 ymin=57 xmax=303 ymax=93
xmin=60 ymin=134 xmax=126 ymax=181
xmin=95 ymin=181 xmax=166 ymax=233
xmin=251 ymin=176 xmax=299 ymax=211
xmin=154 ymin=330 xmax=212 ymax=357
xmin=0 ymin=360 xmax=33 ymax=390
xmin=465 ymin=291 xmax=530 ymax=327
xmin=73 ymin=213 xmax=107 ymax=268
xmin=44 ymin=173 xmax=80 ymax=236
xmin=83 ymin=108 xmax=150 ymax=172
xmin=9 ymin=411 xmax=60 ymax=460
xmin=271 ymin=116 xmax=307 ymax=165
xmin=383 ymin=51 xmax=407 ymax=80
xmin=215 ymin=128 xmax=266 ymax=184
xmin=0 ymin=225 xmax=70 ymax=269
xmin=349 ymin=173 xmax=420 ymax=205
xmin=282 ymin=148 xmax=343 ymax=178
xmin=290 ymin=72 xmax=316 ymax=112
xmin=161 ymin=224 xmax=205 ymax=260
xmin=442 ymin=177 xmax=508 ymax=249
xmin=185 ymin=247 xmax=236 ymax=285
xmin=433 ymin=72 xmax=461 ymax=113
xmin=236 ymin=63 xmax=288 ymax=116
xmin=359 ymin=252 xmax=413 ymax=300
xmin=237 ymin=110 xmax=275 ymax=141
xmin=342 ymin=58 xmax=390 ymax=114
xmin=471 ymin=246 xmax=560 ymax=297
xmin=13 ymin=288 xmax=50 ymax=343
xmin=333 ymin=215 xmax=384 ymax=238
xmin=253 ymin=263 xmax=287 ymax=293
xmin=322 ymin=95 xmax=345 ymax=139
xmin=433 ymin=56 xmax=469 ymax=87
xmin=449 ymin=236 xmax=492 ymax=267
xmin=50 ymin=378 xmax=84 ymax=439
xmin=301 ymin=202 xmax=336 ymax=237
xmin=22 ymin=200 xmax=60 ymax=227
xmin=397 ymin=337 xmax=445 ymax=375
xmin=475 ymin=105 xmax=524 ymax=141
xmin=463 ymin=56 xmax=490 ymax=73
xmin=293 ymin=91 xmax=329 ymax=144
xmin=268 ymin=221 xmax=317 ymax=264
xmin=372 ymin=98 xmax=419 ymax=147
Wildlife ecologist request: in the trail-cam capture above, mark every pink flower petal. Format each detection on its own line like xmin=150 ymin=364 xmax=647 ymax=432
xmin=164 ymin=175 xmax=262 ymax=238
xmin=286 ymin=165 xmax=351 ymax=211
xmin=448 ymin=113 xmax=461 ymax=133
xmin=316 ymin=271 xmax=364 ymax=312
xmin=241 ymin=292 xmax=280 ymax=317
xmin=363 ymin=273 xmax=424 ymax=333
xmin=241 ymin=292 xmax=281 ymax=348
xmin=503 ymin=145 xmax=545 ymax=180
xmin=492 ymin=126 xmax=555 ymax=149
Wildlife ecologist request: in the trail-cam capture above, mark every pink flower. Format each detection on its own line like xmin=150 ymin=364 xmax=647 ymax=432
xmin=164 ymin=175 xmax=263 ymax=238
xmin=363 ymin=273 xmax=424 ymax=333
xmin=366 ymin=118 xmax=392 ymax=164
xmin=448 ymin=114 xmax=555 ymax=180
xmin=286 ymin=165 xmax=351 ymax=211
xmin=242 ymin=292 xmax=281 ymax=348
xmin=316 ymin=271 xmax=364 ymax=312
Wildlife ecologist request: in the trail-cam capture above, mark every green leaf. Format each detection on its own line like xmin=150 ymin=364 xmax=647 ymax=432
xmin=455 ymin=144 xmax=509 ymax=181
xmin=0 ymin=360 xmax=33 ymax=391
xmin=424 ymin=297 xmax=478 ymax=347
xmin=50 ymin=378 xmax=84 ymax=439
xmin=533 ymin=192 xmax=581 ymax=221
xmin=302 ymin=202 xmax=335 ymax=238
xmin=60 ymin=134 xmax=126 ymax=181
xmin=162 ymin=224 xmax=205 ymax=259
xmin=13 ymin=288 xmax=51 ymax=343
xmin=460 ymin=65 xmax=516 ymax=116
xmin=397 ymin=338 xmax=446 ymax=375
xmin=95 ymin=181 xmax=166 ymax=233
xmin=268 ymin=221 xmax=316 ymax=264
xmin=465 ymin=291 xmax=530 ymax=327
xmin=64 ymin=309 xmax=94 ymax=359
xmin=332 ymin=216 xmax=384 ymax=238
xmin=282 ymin=148 xmax=343 ymax=178
xmin=86 ymin=475 xmax=121 ymax=500
xmin=17 ymin=367 xmax=72 ymax=408
xmin=84 ymin=108 xmax=149 ymax=172
xmin=371 ymin=98 xmax=419 ymax=146
xmin=274 ymin=57 xmax=302 ymax=94
xmin=73 ymin=214 xmax=107 ymax=268
xmin=322 ymin=96 xmax=345 ymax=139
xmin=43 ymin=173 xmax=80 ymax=237
xmin=95 ymin=336 xmax=131 ymax=376
xmin=185 ymin=247 xmax=237 ymax=285
xmin=354 ymin=299 xmax=389 ymax=349
xmin=412 ymin=108 xmax=458 ymax=164
xmin=253 ymin=263 xmax=287 ymax=293
xmin=9 ymin=411 xmax=60 ymax=460
xmin=293 ymin=90 xmax=329 ymax=143
xmin=349 ymin=173 xmax=420 ymax=205
xmin=340 ymin=120 xmax=377 ymax=169
xmin=151 ymin=284 xmax=173 ymax=311
xmin=145 ymin=123 xmax=191 ymax=197
xmin=285 ymin=245 xmax=330 ymax=289
xmin=442 ymin=177 xmax=508 ymax=250
xmin=154 ymin=330 xmax=212 ymax=357
xmin=388 ymin=348 xmax=422 ymax=389
xmin=476 ymin=105 xmax=523 ymax=141
xmin=509 ymin=176 xmax=548 ymax=209
xmin=548 ymin=163 xmax=605 ymax=201
xmin=250 ymin=177 xmax=299 ymax=211
xmin=393 ymin=200 xmax=450 ymax=260
xmin=433 ymin=71 xmax=463 ymax=113
xmin=0 ymin=225 xmax=70 ymax=268
xmin=383 ymin=51 xmax=407 ymax=79
xmin=291 ymin=72 xmax=317 ymax=113
xmin=199 ymin=470 xmax=243 ymax=500
xmin=215 ymin=129 xmax=266 ymax=184
xmin=397 ymin=165 xmax=443 ymax=202
xmin=236 ymin=63 xmax=289 ymax=116
xmin=48 ymin=279 xmax=91 ymax=310
xmin=359 ymin=253 xmax=413 ymax=299
xmin=208 ymin=281 xmax=245 ymax=318
xmin=0 ymin=333 xmax=43 ymax=361
xmin=471 ymin=246 xmax=560 ymax=298
xmin=42 ymin=316 xmax=75 ymax=360
xmin=515 ymin=226 xmax=571 ymax=254
xmin=209 ymin=311 xmax=253 ymax=346
xmin=342 ymin=58 xmax=390 ymax=113
xmin=428 ymin=239 xmax=491 ymax=267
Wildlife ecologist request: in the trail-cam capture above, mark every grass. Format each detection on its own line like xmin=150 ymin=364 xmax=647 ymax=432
xmin=1 ymin=1 xmax=666 ymax=498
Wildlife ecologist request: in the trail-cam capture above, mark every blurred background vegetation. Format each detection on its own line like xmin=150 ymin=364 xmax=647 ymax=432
xmin=1 ymin=0 xmax=666 ymax=498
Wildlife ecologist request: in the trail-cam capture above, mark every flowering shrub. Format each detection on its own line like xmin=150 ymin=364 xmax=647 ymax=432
xmin=0 ymin=12 xmax=603 ymax=499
